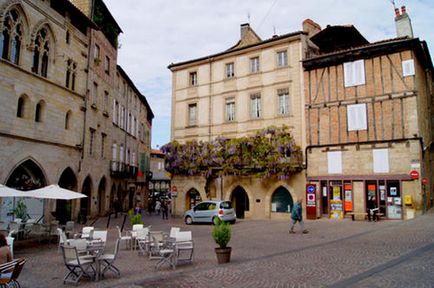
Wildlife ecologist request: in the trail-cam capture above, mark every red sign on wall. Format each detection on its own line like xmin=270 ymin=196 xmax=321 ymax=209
xmin=422 ymin=177 xmax=428 ymax=185
xmin=410 ymin=170 xmax=419 ymax=180
xmin=306 ymin=184 xmax=317 ymax=219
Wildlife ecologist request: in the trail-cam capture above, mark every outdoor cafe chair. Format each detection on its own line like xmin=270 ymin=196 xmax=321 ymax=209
xmin=174 ymin=231 xmax=194 ymax=266
xmin=148 ymin=231 xmax=166 ymax=260
xmin=61 ymin=245 xmax=95 ymax=285
xmin=135 ymin=227 xmax=150 ymax=255
xmin=28 ymin=223 xmax=48 ymax=243
xmin=80 ymin=227 xmax=94 ymax=239
xmin=154 ymin=237 xmax=175 ymax=270
xmin=99 ymin=238 xmax=121 ymax=279
xmin=169 ymin=227 xmax=180 ymax=238
xmin=65 ymin=221 xmax=75 ymax=238
xmin=57 ymin=228 xmax=70 ymax=253
xmin=9 ymin=258 xmax=26 ymax=288
xmin=91 ymin=231 xmax=107 ymax=245
xmin=6 ymin=236 xmax=14 ymax=259
xmin=116 ymin=226 xmax=132 ymax=250
xmin=0 ymin=259 xmax=18 ymax=287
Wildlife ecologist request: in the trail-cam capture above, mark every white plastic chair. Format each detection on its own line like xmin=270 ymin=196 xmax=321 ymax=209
xmin=170 ymin=227 xmax=180 ymax=238
xmin=99 ymin=239 xmax=121 ymax=278
xmin=116 ymin=226 xmax=132 ymax=250
xmin=81 ymin=226 xmax=94 ymax=239
xmin=174 ymin=231 xmax=194 ymax=265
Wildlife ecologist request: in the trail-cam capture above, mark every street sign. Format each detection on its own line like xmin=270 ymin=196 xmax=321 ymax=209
xmin=410 ymin=170 xmax=419 ymax=180
xmin=422 ymin=177 xmax=428 ymax=185
xmin=171 ymin=186 xmax=177 ymax=192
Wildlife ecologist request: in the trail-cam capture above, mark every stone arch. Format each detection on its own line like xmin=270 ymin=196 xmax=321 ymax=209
xmin=0 ymin=0 xmax=30 ymax=34
xmin=29 ymin=19 xmax=56 ymax=47
xmin=35 ymin=99 xmax=46 ymax=122
xmin=4 ymin=158 xmax=47 ymax=222
xmin=270 ymin=186 xmax=294 ymax=213
xmin=230 ymin=185 xmax=250 ymax=219
xmin=16 ymin=94 xmax=30 ymax=118
xmin=185 ymin=188 xmax=202 ymax=210
xmin=79 ymin=175 xmax=92 ymax=222
xmin=65 ymin=110 xmax=72 ymax=129
xmin=97 ymin=176 xmax=106 ymax=215
xmin=57 ymin=167 xmax=77 ymax=224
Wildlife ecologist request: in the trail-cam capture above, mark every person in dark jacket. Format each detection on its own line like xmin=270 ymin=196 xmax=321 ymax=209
xmin=289 ymin=198 xmax=308 ymax=234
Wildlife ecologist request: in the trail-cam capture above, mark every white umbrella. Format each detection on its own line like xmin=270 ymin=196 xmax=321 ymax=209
xmin=28 ymin=184 xmax=87 ymax=200
xmin=0 ymin=184 xmax=30 ymax=197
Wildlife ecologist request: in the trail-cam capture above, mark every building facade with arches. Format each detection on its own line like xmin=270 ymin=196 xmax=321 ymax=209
xmin=0 ymin=0 xmax=153 ymax=224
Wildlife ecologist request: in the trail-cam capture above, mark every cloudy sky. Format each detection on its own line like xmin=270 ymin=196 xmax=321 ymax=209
xmin=103 ymin=0 xmax=434 ymax=148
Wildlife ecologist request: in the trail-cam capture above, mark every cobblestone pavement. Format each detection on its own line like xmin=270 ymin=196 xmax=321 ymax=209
xmin=15 ymin=210 xmax=434 ymax=288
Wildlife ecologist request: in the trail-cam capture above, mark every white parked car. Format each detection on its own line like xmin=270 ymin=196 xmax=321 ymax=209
xmin=184 ymin=200 xmax=236 ymax=225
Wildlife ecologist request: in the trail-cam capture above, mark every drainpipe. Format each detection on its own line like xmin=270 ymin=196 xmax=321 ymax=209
xmin=208 ymin=57 xmax=213 ymax=141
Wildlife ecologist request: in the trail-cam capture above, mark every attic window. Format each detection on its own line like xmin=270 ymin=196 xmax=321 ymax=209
xmin=402 ymin=59 xmax=415 ymax=77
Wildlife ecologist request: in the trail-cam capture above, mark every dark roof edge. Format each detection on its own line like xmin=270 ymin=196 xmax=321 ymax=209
xmin=168 ymin=31 xmax=306 ymax=70
xmin=303 ymin=38 xmax=433 ymax=74
xmin=59 ymin=0 xmax=98 ymax=29
xmin=97 ymin=0 xmax=123 ymax=33
xmin=116 ymin=65 xmax=154 ymax=120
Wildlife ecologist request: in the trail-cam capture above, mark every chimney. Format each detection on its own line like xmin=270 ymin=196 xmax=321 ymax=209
xmin=240 ymin=23 xmax=250 ymax=40
xmin=395 ymin=5 xmax=414 ymax=38
xmin=302 ymin=19 xmax=321 ymax=37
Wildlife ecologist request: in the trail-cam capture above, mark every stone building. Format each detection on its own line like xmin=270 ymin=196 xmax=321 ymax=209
xmin=168 ymin=23 xmax=315 ymax=220
xmin=302 ymin=6 xmax=433 ymax=220
xmin=0 ymin=0 xmax=153 ymax=224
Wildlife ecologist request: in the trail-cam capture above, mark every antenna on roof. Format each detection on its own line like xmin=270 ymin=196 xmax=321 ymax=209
xmin=248 ymin=12 xmax=251 ymax=24
xmin=273 ymin=25 xmax=276 ymax=35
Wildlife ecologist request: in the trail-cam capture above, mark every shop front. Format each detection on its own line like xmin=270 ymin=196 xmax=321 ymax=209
xmin=308 ymin=175 xmax=412 ymax=220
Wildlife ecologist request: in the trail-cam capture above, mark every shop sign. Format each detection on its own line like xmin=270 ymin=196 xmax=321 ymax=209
xmin=410 ymin=170 xmax=419 ymax=180
xmin=171 ymin=186 xmax=178 ymax=197
xmin=422 ymin=177 xmax=428 ymax=185
xmin=344 ymin=184 xmax=353 ymax=212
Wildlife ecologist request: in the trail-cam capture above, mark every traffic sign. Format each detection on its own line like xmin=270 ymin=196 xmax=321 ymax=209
xmin=307 ymin=184 xmax=316 ymax=193
xmin=410 ymin=170 xmax=419 ymax=180
xmin=171 ymin=186 xmax=177 ymax=192
xmin=422 ymin=177 xmax=428 ymax=185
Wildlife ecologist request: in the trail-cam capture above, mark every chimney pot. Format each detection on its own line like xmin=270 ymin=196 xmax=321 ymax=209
xmin=401 ymin=6 xmax=406 ymax=15
xmin=394 ymin=8 xmax=400 ymax=17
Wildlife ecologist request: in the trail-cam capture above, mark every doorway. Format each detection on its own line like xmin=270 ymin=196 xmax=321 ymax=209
xmin=231 ymin=186 xmax=249 ymax=219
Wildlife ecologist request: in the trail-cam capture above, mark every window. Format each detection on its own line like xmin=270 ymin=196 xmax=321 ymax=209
xmin=277 ymin=51 xmax=288 ymax=67
xmin=103 ymin=91 xmax=109 ymax=113
xmin=1 ymin=9 xmax=23 ymax=65
xmin=65 ymin=59 xmax=77 ymax=90
xmin=373 ymin=149 xmax=389 ymax=173
xmin=32 ymin=27 xmax=50 ymax=77
xmin=277 ymin=88 xmax=290 ymax=115
xmin=35 ymin=101 xmax=45 ymax=122
xmin=89 ymin=128 xmax=95 ymax=155
xmin=189 ymin=72 xmax=197 ymax=86
xmin=226 ymin=63 xmax=234 ymax=78
xmin=344 ymin=60 xmax=365 ymax=87
xmin=101 ymin=133 xmax=106 ymax=158
xmin=250 ymin=57 xmax=260 ymax=73
xmin=112 ymin=99 xmax=118 ymax=124
xmin=16 ymin=96 xmax=25 ymax=118
xmin=327 ymin=151 xmax=342 ymax=174
xmin=104 ymin=56 xmax=110 ymax=74
xmin=188 ymin=103 xmax=197 ymax=126
xmin=66 ymin=30 xmax=70 ymax=44
xmin=94 ymin=44 xmax=100 ymax=61
xmin=402 ymin=59 xmax=415 ymax=77
xmin=91 ymin=82 xmax=98 ymax=107
xmin=225 ymin=99 xmax=235 ymax=122
xmin=250 ymin=93 xmax=261 ymax=119
xmin=347 ymin=104 xmax=367 ymax=131
xmin=65 ymin=111 xmax=71 ymax=129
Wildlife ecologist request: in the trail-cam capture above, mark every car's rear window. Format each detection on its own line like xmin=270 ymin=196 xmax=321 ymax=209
xmin=220 ymin=201 xmax=232 ymax=209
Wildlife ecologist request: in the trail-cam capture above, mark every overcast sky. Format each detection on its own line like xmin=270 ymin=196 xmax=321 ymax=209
xmin=103 ymin=0 xmax=434 ymax=149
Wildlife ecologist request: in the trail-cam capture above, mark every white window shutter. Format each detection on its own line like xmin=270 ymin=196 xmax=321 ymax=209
xmin=328 ymin=151 xmax=342 ymax=174
xmin=354 ymin=60 xmax=365 ymax=85
xmin=344 ymin=62 xmax=353 ymax=87
xmin=402 ymin=59 xmax=415 ymax=77
xmin=373 ymin=149 xmax=389 ymax=173
xmin=347 ymin=104 xmax=367 ymax=131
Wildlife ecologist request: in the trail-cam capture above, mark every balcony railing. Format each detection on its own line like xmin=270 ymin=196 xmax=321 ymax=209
xmin=110 ymin=161 xmax=139 ymax=178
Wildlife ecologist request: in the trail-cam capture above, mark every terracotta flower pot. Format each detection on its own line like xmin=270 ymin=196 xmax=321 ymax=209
xmin=215 ymin=247 xmax=231 ymax=264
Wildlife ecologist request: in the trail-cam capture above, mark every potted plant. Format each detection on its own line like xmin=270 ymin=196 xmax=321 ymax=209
xmin=212 ymin=218 xmax=231 ymax=264
xmin=128 ymin=209 xmax=143 ymax=225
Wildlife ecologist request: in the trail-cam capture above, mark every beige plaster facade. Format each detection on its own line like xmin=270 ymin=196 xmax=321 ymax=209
xmin=168 ymin=24 xmax=312 ymax=220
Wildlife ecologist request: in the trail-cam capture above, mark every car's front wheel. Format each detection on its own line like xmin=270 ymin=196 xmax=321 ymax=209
xmin=185 ymin=216 xmax=193 ymax=225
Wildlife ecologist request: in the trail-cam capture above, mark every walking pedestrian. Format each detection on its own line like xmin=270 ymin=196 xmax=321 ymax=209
xmin=289 ymin=198 xmax=308 ymax=234
xmin=161 ymin=199 xmax=168 ymax=220
xmin=367 ymin=195 xmax=378 ymax=222
xmin=113 ymin=198 xmax=121 ymax=218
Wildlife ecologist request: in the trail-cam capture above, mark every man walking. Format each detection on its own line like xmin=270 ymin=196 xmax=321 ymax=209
xmin=289 ymin=198 xmax=308 ymax=234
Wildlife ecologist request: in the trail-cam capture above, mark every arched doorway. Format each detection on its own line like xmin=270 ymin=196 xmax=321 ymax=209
xmin=185 ymin=188 xmax=201 ymax=210
xmin=57 ymin=167 xmax=77 ymax=224
xmin=5 ymin=159 xmax=46 ymax=222
xmin=80 ymin=176 xmax=92 ymax=223
xmin=231 ymin=186 xmax=249 ymax=219
xmin=271 ymin=186 xmax=293 ymax=213
xmin=98 ymin=177 xmax=106 ymax=215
